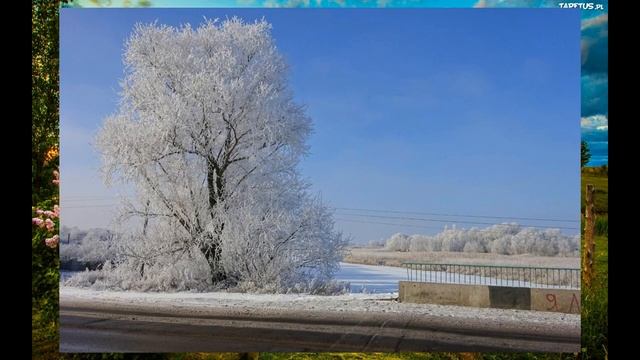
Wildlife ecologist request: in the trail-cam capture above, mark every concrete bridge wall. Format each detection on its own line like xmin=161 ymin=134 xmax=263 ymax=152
xmin=399 ymin=281 xmax=580 ymax=314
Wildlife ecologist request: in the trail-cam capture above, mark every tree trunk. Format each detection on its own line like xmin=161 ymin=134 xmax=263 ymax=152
xmin=201 ymin=243 xmax=226 ymax=283
xmin=204 ymin=157 xmax=228 ymax=284
xmin=200 ymin=230 xmax=226 ymax=284
xmin=207 ymin=161 xmax=218 ymax=209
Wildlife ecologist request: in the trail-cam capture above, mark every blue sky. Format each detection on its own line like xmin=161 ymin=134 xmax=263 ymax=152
xmin=60 ymin=8 xmax=582 ymax=243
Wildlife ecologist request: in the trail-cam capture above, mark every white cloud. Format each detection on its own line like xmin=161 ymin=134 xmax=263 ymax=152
xmin=474 ymin=0 xmax=487 ymax=8
xmin=581 ymin=14 xmax=608 ymax=31
xmin=581 ymin=114 xmax=608 ymax=130
xmin=286 ymin=0 xmax=311 ymax=6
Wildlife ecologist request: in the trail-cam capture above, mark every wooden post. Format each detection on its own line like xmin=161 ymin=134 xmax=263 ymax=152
xmin=582 ymin=184 xmax=596 ymax=289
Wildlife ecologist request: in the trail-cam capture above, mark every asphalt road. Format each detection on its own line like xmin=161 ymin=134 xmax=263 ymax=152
xmin=60 ymin=304 xmax=580 ymax=352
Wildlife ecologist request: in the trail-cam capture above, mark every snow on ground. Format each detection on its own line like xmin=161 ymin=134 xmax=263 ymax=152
xmin=60 ymin=285 xmax=579 ymax=328
xmin=61 ymin=261 xmax=579 ymax=328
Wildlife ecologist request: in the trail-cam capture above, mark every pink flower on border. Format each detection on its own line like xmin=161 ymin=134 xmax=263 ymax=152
xmin=45 ymin=235 xmax=59 ymax=248
xmin=53 ymin=205 xmax=60 ymax=217
xmin=45 ymin=218 xmax=55 ymax=231
xmin=32 ymin=218 xmax=44 ymax=227
xmin=36 ymin=209 xmax=44 ymax=215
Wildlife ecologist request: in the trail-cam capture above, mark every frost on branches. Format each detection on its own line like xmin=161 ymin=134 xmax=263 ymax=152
xmin=91 ymin=18 xmax=348 ymax=293
xmin=384 ymin=224 xmax=579 ymax=257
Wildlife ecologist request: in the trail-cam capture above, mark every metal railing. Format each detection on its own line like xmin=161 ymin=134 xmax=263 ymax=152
xmin=402 ymin=262 xmax=580 ymax=289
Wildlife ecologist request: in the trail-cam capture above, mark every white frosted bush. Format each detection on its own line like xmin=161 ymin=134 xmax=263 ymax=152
xmin=380 ymin=223 xmax=578 ymax=257
xmin=60 ymin=227 xmax=117 ymax=264
xmin=65 ymin=249 xmax=213 ymax=292
xmin=463 ymin=240 xmax=485 ymax=253
xmin=409 ymin=234 xmax=430 ymax=252
xmin=439 ymin=229 xmax=467 ymax=252
xmin=385 ymin=233 xmax=410 ymax=252
xmin=490 ymin=235 xmax=513 ymax=255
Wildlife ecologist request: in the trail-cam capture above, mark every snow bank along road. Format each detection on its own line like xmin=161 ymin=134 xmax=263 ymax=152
xmin=60 ymin=263 xmax=579 ymax=352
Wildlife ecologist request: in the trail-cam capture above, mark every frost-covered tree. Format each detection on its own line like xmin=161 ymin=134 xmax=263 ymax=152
xmin=60 ymin=227 xmax=117 ymax=265
xmin=94 ymin=18 xmax=347 ymax=292
xmin=385 ymin=223 xmax=578 ymax=257
xmin=385 ymin=233 xmax=411 ymax=252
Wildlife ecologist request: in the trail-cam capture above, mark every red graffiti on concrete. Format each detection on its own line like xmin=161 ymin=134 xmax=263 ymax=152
xmin=545 ymin=292 xmax=580 ymax=313
xmin=569 ymin=293 xmax=580 ymax=313
xmin=545 ymin=293 xmax=559 ymax=311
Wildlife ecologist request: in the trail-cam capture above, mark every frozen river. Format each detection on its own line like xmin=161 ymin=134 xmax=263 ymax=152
xmin=334 ymin=262 xmax=407 ymax=293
